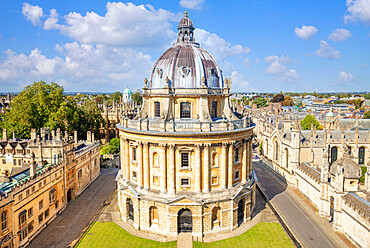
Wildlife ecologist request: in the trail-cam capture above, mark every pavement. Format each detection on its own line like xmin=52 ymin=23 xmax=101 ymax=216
xmin=254 ymin=161 xmax=350 ymax=248
xmin=28 ymin=167 xmax=119 ymax=248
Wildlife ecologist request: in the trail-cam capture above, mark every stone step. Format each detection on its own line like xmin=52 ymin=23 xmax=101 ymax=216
xmin=177 ymin=233 xmax=193 ymax=248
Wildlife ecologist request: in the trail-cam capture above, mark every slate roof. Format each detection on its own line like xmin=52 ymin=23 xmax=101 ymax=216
xmin=343 ymin=192 xmax=370 ymax=223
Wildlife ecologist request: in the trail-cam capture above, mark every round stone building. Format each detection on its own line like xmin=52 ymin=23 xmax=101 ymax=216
xmin=116 ymin=12 xmax=256 ymax=240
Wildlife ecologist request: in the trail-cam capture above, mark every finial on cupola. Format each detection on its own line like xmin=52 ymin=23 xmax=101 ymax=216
xmin=185 ymin=10 xmax=188 ymax=17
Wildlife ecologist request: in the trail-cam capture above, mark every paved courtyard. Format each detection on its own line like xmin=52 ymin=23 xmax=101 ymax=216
xmin=28 ymin=167 xmax=119 ymax=248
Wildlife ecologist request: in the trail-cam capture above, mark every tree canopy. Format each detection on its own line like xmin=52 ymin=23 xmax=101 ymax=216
xmin=281 ymin=96 xmax=293 ymax=106
xmin=252 ymin=97 xmax=267 ymax=108
xmin=271 ymin=94 xmax=284 ymax=103
xmin=132 ymin=92 xmax=143 ymax=105
xmin=100 ymin=137 xmax=120 ymax=155
xmin=364 ymin=111 xmax=370 ymax=119
xmin=300 ymin=114 xmax=321 ymax=130
xmin=1 ymin=80 xmax=104 ymax=139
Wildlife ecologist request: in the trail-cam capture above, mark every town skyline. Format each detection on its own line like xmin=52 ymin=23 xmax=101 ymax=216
xmin=0 ymin=1 xmax=369 ymax=92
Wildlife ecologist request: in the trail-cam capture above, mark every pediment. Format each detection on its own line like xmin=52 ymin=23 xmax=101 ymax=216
xmin=167 ymin=195 xmax=202 ymax=206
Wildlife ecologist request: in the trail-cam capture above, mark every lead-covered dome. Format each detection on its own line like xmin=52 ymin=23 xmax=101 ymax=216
xmin=149 ymin=12 xmax=223 ymax=89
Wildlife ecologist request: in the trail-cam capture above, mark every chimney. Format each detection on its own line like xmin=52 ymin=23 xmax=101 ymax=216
xmin=51 ymin=129 xmax=55 ymax=140
xmin=86 ymin=131 xmax=92 ymax=144
xmin=74 ymin=130 xmax=78 ymax=143
xmin=12 ymin=131 xmax=16 ymax=140
xmin=30 ymin=162 xmax=36 ymax=178
xmin=2 ymin=128 xmax=7 ymax=141
xmin=64 ymin=130 xmax=68 ymax=139
xmin=31 ymin=129 xmax=37 ymax=140
xmin=91 ymin=132 xmax=95 ymax=143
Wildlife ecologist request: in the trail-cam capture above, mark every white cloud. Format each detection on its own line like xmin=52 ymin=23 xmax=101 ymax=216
xmin=230 ymin=71 xmax=250 ymax=89
xmin=41 ymin=2 xmax=176 ymax=48
xmin=294 ymin=25 xmax=318 ymax=39
xmin=264 ymin=55 xmax=299 ymax=83
xmin=344 ymin=0 xmax=370 ymax=24
xmin=0 ymin=43 xmax=153 ymax=91
xmin=22 ymin=2 xmax=44 ymax=26
xmin=179 ymin=0 xmax=205 ymax=10
xmin=195 ymin=28 xmax=250 ymax=61
xmin=313 ymin=40 xmax=341 ymax=59
xmin=337 ymin=71 xmax=355 ymax=82
xmin=358 ymin=63 xmax=368 ymax=68
xmin=328 ymin=28 xmax=352 ymax=42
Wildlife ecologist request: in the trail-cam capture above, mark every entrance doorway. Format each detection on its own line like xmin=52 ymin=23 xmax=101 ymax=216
xmin=67 ymin=188 xmax=72 ymax=202
xmin=178 ymin=209 xmax=192 ymax=233
xmin=238 ymin=199 xmax=244 ymax=225
xmin=329 ymin=197 xmax=334 ymax=222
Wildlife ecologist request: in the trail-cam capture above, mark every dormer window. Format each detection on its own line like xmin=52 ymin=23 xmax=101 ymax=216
xmin=156 ymin=68 xmax=163 ymax=78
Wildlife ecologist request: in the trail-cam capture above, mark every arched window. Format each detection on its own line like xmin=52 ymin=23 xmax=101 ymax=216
xmin=154 ymin=102 xmax=161 ymax=117
xmin=235 ymin=147 xmax=239 ymax=162
xmin=180 ymin=102 xmax=191 ymax=119
xmin=274 ymin=141 xmax=279 ymax=161
xmin=49 ymin=188 xmax=56 ymax=204
xmin=126 ymin=198 xmax=134 ymax=221
xmin=152 ymin=152 xmax=159 ymax=167
xmin=212 ymin=153 xmax=218 ymax=167
xmin=285 ymin=148 xmax=289 ymax=168
xmin=330 ymin=147 xmax=338 ymax=165
xmin=149 ymin=206 xmax=158 ymax=227
xmin=237 ymin=199 xmax=244 ymax=225
xmin=359 ymin=147 xmax=365 ymax=165
xmin=19 ymin=210 xmax=28 ymax=241
xmin=211 ymin=101 xmax=217 ymax=118
xmin=212 ymin=207 xmax=221 ymax=229
xmin=1 ymin=211 xmax=7 ymax=230
xmin=348 ymin=146 xmax=352 ymax=155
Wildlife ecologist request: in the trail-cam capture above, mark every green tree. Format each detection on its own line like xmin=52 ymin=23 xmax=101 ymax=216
xmin=1 ymin=81 xmax=64 ymax=139
xmin=132 ymin=92 xmax=143 ymax=105
xmin=111 ymin=91 xmax=123 ymax=103
xmin=282 ymin=96 xmax=293 ymax=106
xmin=1 ymin=81 xmax=104 ymax=140
xmin=271 ymin=94 xmax=284 ymax=103
xmin=300 ymin=114 xmax=321 ymax=130
xmin=364 ymin=93 xmax=370 ymax=99
xmin=364 ymin=111 xmax=370 ymax=119
xmin=252 ymin=97 xmax=267 ymax=108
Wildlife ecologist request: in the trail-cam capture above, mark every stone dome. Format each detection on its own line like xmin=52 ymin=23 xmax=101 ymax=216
xmin=149 ymin=12 xmax=223 ymax=89
xmin=178 ymin=11 xmax=193 ymax=29
xmin=330 ymin=149 xmax=362 ymax=179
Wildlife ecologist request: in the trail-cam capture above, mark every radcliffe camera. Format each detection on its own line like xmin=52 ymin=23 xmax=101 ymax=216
xmin=0 ymin=1 xmax=369 ymax=248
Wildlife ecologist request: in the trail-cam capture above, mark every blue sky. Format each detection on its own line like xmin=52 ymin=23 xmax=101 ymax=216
xmin=0 ymin=0 xmax=369 ymax=93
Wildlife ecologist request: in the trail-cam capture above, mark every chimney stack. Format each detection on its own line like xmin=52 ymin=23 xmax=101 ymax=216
xmin=31 ymin=129 xmax=37 ymax=140
xmin=51 ymin=129 xmax=55 ymax=140
xmin=56 ymin=128 xmax=61 ymax=140
xmin=86 ymin=131 xmax=92 ymax=144
xmin=30 ymin=162 xmax=36 ymax=178
xmin=12 ymin=131 xmax=16 ymax=140
xmin=74 ymin=130 xmax=78 ymax=143
xmin=91 ymin=132 xmax=95 ymax=143
xmin=2 ymin=128 xmax=7 ymax=141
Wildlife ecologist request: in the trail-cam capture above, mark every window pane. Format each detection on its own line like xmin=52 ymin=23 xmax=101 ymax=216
xmin=181 ymin=153 xmax=189 ymax=167
xmin=180 ymin=102 xmax=191 ymax=119
xmin=154 ymin=102 xmax=161 ymax=117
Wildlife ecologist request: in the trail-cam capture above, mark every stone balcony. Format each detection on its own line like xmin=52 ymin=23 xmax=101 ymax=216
xmin=117 ymin=117 xmax=254 ymax=134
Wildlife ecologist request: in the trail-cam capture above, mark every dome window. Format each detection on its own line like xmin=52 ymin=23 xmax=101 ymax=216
xmin=182 ymin=67 xmax=190 ymax=76
xmin=156 ymin=68 xmax=163 ymax=78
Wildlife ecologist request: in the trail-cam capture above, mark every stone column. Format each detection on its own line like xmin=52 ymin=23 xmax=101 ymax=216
xmin=194 ymin=144 xmax=202 ymax=193
xmin=138 ymin=141 xmax=143 ymax=187
xmin=143 ymin=142 xmax=150 ymax=190
xmin=221 ymin=142 xmax=228 ymax=189
xmin=242 ymin=142 xmax=247 ymax=183
xmin=160 ymin=144 xmax=167 ymax=193
xmin=228 ymin=142 xmax=234 ymax=188
xmin=203 ymin=144 xmax=210 ymax=192
xmin=168 ymin=144 xmax=176 ymax=194
xmin=248 ymin=140 xmax=253 ymax=176
xmin=125 ymin=139 xmax=130 ymax=181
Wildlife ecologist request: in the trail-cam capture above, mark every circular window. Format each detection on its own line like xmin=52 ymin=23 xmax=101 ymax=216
xmin=182 ymin=67 xmax=190 ymax=75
